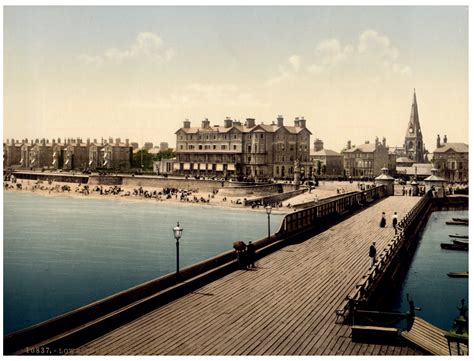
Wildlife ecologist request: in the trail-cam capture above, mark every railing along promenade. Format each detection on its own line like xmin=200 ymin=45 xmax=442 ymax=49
xmin=4 ymin=185 xmax=388 ymax=355
xmin=336 ymin=191 xmax=432 ymax=323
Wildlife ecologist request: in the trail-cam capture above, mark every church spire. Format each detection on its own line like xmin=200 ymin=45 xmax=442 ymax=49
xmin=404 ymin=88 xmax=425 ymax=163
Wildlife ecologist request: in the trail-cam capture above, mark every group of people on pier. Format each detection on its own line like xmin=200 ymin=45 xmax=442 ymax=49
xmin=233 ymin=241 xmax=257 ymax=270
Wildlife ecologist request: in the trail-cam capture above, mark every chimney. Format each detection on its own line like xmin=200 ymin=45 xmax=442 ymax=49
xmin=101 ymin=138 xmax=104 ymax=146
xmin=35 ymin=138 xmax=39 ymax=144
xmin=201 ymin=118 xmax=210 ymax=129
xmin=87 ymin=138 xmax=90 ymax=146
xmin=246 ymin=118 xmax=255 ymax=128
xmin=436 ymin=134 xmax=441 ymax=148
xmin=115 ymin=138 xmax=120 ymax=146
xmin=57 ymin=137 xmax=61 ymax=144
xmin=10 ymin=139 xmax=14 ymax=145
xmin=224 ymin=117 xmax=232 ymax=128
xmin=183 ymin=119 xmax=191 ymax=129
xmin=31 ymin=140 xmax=34 ymax=145
xmin=277 ymin=115 xmax=284 ymax=127
xmin=25 ymin=138 xmax=28 ymax=144
xmin=347 ymin=140 xmax=351 ymax=149
xmin=93 ymin=138 xmax=97 ymax=143
xmin=52 ymin=138 xmax=56 ymax=145
xmin=443 ymin=135 xmax=447 ymax=144
xmin=109 ymin=137 xmax=113 ymax=144
xmin=76 ymin=137 xmax=81 ymax=145
xmin=299 ymin=116 xmax=306 ymax=128
xmin=375 ymin=136 xmax=379 ymax=146
xmin=233 ymin=120 xmax=241 ymax=126
xmin=125 ymin=139 xmax=129 ymax=146
xmin=382 ymin=137 xmax=386 ymax=148
xmin=41 ymin=138 xmax=46 ymax=146
xmin=314 ymin=139 xmax=324 ymax=151
xmin=365 ymin=140 xmax=370 ymax=144
xmin=294 ymin=117 xmax=300 ymax=127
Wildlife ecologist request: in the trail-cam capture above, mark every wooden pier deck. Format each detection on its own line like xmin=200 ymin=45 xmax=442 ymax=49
xmin=79 ymin=196 xmax=423 ymax=355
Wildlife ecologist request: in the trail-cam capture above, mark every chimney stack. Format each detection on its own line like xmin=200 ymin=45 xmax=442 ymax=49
xmin=299 ymin=116 xmax=306 ymax=128
xmin=125 ymin=139 xmax=129 ymax=146
xmin=347 ymin=140 xmax=351 ymax=149
xmin=382 ymin=137 xmax=386 ymax=148
xmin=233 ymin=120 xmax=241 ymax=126
xmin=246 ymin=118 xmax=255 ymax=128
xmin=443 ymin=135 xmax=447 ymax=144
xmin=183 ymin=119 xmax=191 ymax=129
xmin=108 ymin=137 xmax=113 ymax=144
xmin=201 ymin=118 xmax=210 ymax=129
xmin=87 ymin=138 xmax=90 ymax=146
xmin=375 ymin=136 xmax=379 ymax=146
xmin=224 ymin=117 xmax=232 ymax=128
xmin=115 ymin=138 xmax=120 ymax=146
xmin=277 ymin=115 xmax=284 ymax=127
xmin=314 ymin=139 xmax=324 ymax=151
xmin=294 ymin=117 xmax=300 ymax=127
xmin=52 ymin=138 xmax=56 ymax=145
xmin=436 ymin=134 xmax=441 ymax=148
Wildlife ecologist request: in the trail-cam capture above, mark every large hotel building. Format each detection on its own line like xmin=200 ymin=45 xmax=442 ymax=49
xmin=175 ymin=116 xmax=312 ymax=180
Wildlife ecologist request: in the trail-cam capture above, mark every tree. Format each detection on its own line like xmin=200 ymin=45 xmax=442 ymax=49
xmin=132 ymin=149 xmax=154 ymax=171
xmin=153 ymin=148 xmax=175 ymax=161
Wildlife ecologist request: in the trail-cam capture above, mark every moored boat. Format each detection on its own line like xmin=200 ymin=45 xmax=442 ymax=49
xmin=447 ymin=272 xmax=468 ymax=278
xmin=452 ymin=218 xmax=468 ymax=223
xmin=440 ymin=243 xmax=468 ymax=251
xmin=446 ymin=221 xmax=468 ymax=226
xmin=449 ymin=234 xmax=469 ymax=239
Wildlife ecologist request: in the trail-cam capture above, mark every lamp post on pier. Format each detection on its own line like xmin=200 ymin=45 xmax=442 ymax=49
xmin=172 ymin=222 xmax=183 ymax=274
xmin=265 ymin=205 xmax=272 ymax=239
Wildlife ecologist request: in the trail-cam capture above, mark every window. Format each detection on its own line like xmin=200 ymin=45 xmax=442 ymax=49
xmin=180 ymin=145 xmax=183 ymax=150
xmin=234 ymin=135 xmax=237 ymax=139
xmin=233 ymin=145 xmax=237 ymax=150
xmin=248 ymin=145 xmax=251 ymax=152
xmin=213 ymin=145 xmax=216 ymax=150
xmin=199 ymin=145 xmax=202 ymax=150
xmin=221 ymin=145 xmax=226 ymax=150
xmin=261 ymin=134 xmax=264 ymax=139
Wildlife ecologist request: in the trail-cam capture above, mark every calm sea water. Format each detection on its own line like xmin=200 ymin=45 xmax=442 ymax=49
xmin=387 ymin=210 xmax=469 ymax=331
xmin=3 ymin=192 xmax=284 ymax=335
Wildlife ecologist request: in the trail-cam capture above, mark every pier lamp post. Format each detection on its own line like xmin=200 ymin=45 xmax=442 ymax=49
xmin=265 ymin=206 xmax=272 ymax=239
xmin=172 ymin=222 xmax=183 ymax=274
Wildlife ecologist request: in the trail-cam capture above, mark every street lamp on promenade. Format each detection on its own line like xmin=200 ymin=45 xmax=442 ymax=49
xmin=173 ymin=222 xmax=183 ymax=274
xmin=265 ymin=206 xmax=272 ymax=239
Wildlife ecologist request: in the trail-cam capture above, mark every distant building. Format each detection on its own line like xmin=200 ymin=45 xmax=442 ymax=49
xmin=343 ymin=137 xmax=393 ymax=178
xmin=175 ymin=116 xmax=311 ymax=179
xmin=3 ymin=139 xmax=22 ymax=168
xmin=159 ymin=142 xmax=169 ymax=151
xmin=153 ymin=158 xmax=176 ymax=175
xmin=9 ymin=137 xmax=132 ymax=171
xmin=432 ymin=135 xmax=468 ymax=182
xmin=130 ymin=142 xmax=139 ymax=150
xmin=309 ymin=139 xmax=343 ymax=176
xmin=396 ymin=163 xmax=432 ymax=178
xmin=143 ymin=142 xmax=153 ymax=151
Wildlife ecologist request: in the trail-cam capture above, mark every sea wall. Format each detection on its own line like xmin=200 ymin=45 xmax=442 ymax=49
xmin=219 ymin=183 xmax=283 ymax=197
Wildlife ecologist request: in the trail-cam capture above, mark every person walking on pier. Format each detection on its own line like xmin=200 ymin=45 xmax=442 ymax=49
xmin=392 ymin=212 xmax=398 ymax=233
xmin=379 ymin=212 xmax=386 ymax=228
xmin=369 ymin=242 xmax=377 ymax=268
xmin=247 ymin=241 xmax=256 ymax=269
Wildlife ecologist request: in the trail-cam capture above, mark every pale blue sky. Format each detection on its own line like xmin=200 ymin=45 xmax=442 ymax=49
xmin=4 ymin=6 xmax=468 ymax=151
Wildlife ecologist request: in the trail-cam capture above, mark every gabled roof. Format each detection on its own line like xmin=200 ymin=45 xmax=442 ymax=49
xmin=310 ymin=149 xmax=342 ymax=157
xmin=433 ymin=143 xmax=468 ymax=153
xmin=176 ymin=123 xmax=312 ymax=135
xmin=396 ymin=157 xmax=414 ymax=163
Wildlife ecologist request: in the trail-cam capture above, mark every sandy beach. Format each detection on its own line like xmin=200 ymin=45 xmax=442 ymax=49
xmin=3 ymin=178 xmax=366 ymax=215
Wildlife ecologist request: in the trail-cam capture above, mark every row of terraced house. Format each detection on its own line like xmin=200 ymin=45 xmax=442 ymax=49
xmin=4 ymin=137 xmax=133 ymax=171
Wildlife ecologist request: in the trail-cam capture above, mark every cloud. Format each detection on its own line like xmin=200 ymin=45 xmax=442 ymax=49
xmin=266 ymin=54 xmax=302 ymax=85
xmin=268 ymin=29 xmax=411 ymax=83
xmin=80 ymin=32 xmax=174 ymax=66
xmin=307 ymin=30 xmax=411 ymax=77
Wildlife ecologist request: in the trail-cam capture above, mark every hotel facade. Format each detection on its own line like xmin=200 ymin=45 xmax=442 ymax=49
xmin=174 ymin=116 xmax=312 ymax=180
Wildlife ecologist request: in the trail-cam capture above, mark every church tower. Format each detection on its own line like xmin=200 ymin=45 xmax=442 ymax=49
xmin=404 ymin=89 xmax=425 ymax=163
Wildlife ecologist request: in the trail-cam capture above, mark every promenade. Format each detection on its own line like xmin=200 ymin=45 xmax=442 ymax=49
xmin=79 ymin=196 xmax=422 ymax=355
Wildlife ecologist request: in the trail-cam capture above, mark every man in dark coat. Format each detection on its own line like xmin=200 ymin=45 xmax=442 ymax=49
xmin=247 ymin=241 xmax=256 ymax=269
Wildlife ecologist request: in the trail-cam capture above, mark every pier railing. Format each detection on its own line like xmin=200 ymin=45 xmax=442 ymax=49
xmin=336 ymin=191 xmax=432 ymax=323
xmin=277 ymin=185 xmax=387 ymax=235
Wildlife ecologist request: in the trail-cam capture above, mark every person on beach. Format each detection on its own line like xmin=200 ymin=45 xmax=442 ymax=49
xmin=369 ymin=242 xmax=377 ymax=268
xmin=379 ymin=212 xmax=386 ymax=228
xmin=246 ymin=241 xmax=256 ymax=269
xmin=392 ymin=212 xmax=398 ymax=233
